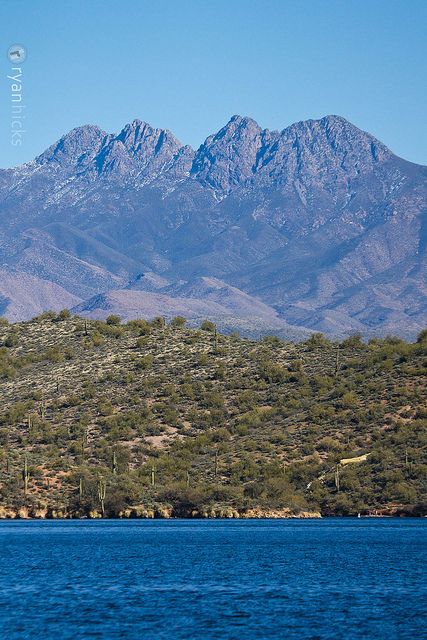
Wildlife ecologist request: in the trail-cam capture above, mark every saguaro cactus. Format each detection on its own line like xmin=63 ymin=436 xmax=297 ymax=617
xmin=98 ymin=478 xmax=106 ymax=516
xmin=151 ymin=465 xmax=156 ymax=486
xmin=334 ymin=465 xmax=340 ymax=491
xmin=23 ymin=455 xmax=30 ymax=495
xmin=40 ymin=396 xmax=46 ymax=419
xmin=81 ymin=426 xmax=88 ymax=459
xmin=112 ymin=450 xmax=118 ymax=475
xmin=334 ymin=347 xmax=340 ymax=377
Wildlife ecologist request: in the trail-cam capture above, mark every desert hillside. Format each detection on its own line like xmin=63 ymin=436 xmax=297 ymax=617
xmin=0 ymin=312 xmax=426 ymax=517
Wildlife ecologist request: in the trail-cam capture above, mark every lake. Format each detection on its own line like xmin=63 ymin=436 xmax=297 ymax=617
xmin=0 ymin=519 xmax=425 ymax=639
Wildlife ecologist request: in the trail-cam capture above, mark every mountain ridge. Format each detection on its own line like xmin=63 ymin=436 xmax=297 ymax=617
xmin=0 ymin=114 xmax=425 ymax=338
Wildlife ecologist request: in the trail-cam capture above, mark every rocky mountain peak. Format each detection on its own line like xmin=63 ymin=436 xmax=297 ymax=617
xmin=34 ymin=119 xmax=188 ymax=182
xmin=243 ymin=115 xmax=395 ymax=188
xmin=282 ymin=115 xmax=392 ymax=165
xmin=190 ymin=113 xmax=394 ymax=194
xmin=36 ymin=124 xmax=108 ymax=168
xmin=191 ymin=115 xmax=268 ymax=192
xmin=116 ymin=120 xmax=183 ymax=158
xmin=221 ymin=114 xmax=262 ymax=133
xmin=95 ymin=138 xmax=135 ymax=177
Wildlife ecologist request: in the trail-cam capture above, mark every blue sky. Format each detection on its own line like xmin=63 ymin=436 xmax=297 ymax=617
xmin=0 ymin=0 xmax=426 ymax=168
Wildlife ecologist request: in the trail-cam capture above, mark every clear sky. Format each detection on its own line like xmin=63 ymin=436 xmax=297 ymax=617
xmin=0 ymin=0 xmax=426 ymax=168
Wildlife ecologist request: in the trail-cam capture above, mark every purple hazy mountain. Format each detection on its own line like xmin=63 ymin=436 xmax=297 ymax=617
xmin=0 ymin=115 xmax=425 ymax=338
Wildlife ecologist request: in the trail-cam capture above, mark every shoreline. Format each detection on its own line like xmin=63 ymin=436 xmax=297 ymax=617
xmin=0 ymin=507 xmax=322 ymax=520
xmin=0 ymin=507 xmax=424 ymax=520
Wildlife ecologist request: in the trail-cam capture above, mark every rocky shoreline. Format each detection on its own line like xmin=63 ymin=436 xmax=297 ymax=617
xmin=0 ymin=505 xmax=322 ymax=519
xmin=1 ymin=503 xmax=423 ymax=519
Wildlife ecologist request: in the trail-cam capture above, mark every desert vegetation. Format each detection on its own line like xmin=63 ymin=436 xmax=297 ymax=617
xmin=0 ymin=313 xmax=425 ymax=518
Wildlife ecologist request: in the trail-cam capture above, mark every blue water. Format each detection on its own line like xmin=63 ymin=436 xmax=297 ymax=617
xmin=0 ymin=519 xmax=426 ymax=639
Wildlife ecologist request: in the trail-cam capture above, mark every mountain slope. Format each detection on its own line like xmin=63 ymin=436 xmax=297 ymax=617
xmin=72 ymin=277 xmax=311 ymax=341
xmin=0 ymin=269 xmax=81 ymax=321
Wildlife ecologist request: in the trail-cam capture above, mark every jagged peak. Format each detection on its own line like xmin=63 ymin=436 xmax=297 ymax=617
xmin=116 ymin=119 xmax=183 ymax=154
xmin=210 ymin=115 xmax=262 ymax=141
xmin=228 ymin=114 xmax=260 ymax=126
xmin=319 ymin=114 xmax=349 ymax=126
xmin=36 ymin=124 xmax=108 ymax=166
xmin=63 ymin=123 xmax=106 ymax=137
xmin=191 ymin=116 xmax=266 ymax=192
xmin=318 ymin=114 xmax=379 ymax=138
xmin=281 ymin=114 xmax=389 ymax=144
xmin=272 ymin=114 xmax=393 ymax=165
xmin=32 ymin=113 xmax=398 ymax=183
xmin=48 ymin=124 xmax=107 ymax=149
xmin=195 ymin=115 xmax=264 ymax=157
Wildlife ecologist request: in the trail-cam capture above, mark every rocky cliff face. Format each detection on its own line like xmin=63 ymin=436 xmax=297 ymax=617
xmin=0 ymin=115 xmax=425 ymax=338
xmin=191 ymin=114 xmax=392 ymax=195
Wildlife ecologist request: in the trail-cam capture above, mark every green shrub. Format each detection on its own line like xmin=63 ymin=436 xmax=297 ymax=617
xmin=200 ymin=320 xmax=216 ymax=332
xmin=170 ymin=316 xmax=186 ymax=328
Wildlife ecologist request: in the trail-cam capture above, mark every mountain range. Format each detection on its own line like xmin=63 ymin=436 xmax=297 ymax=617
xmin=0 ymin=114 xmax=426 ymax=339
